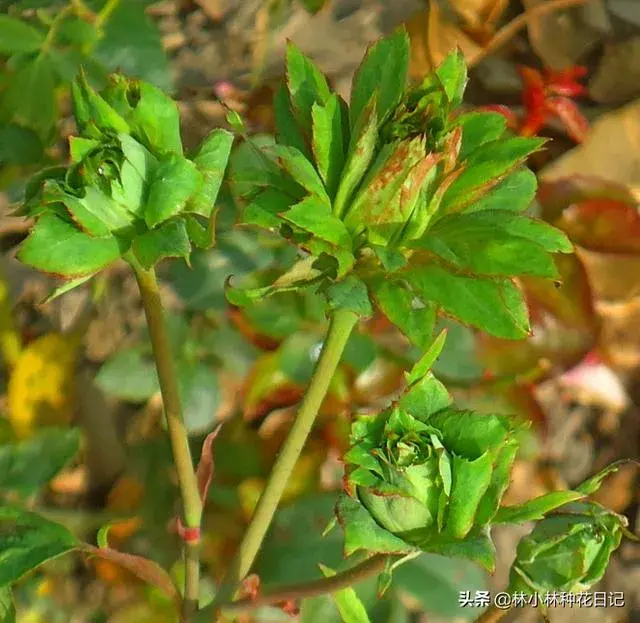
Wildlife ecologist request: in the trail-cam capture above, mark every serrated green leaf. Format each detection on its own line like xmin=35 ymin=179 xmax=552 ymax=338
xmin=327 ymin=276 xmax=372 ymax=317
xmin=405 ymin=263 xmax=530 ymax=339
xmin=333 ymin=100 xmax=378 ymax=219
xmin=184 ymin=214 xmax=215 ymax=249
xmin=0 ymin=506 xmax=79 ymax=585
xmin=187 ymin=128 xmax=234 ymax=217
xmin=271 ymin=144 xmax=330 ymax=203
xmin=145 ymin=154 xmax=203 ymax=227
xmin=435 ymin=50 xmax=467 ymax=107
xmin=475 ymin=441 xmax=519 ymax=526
xmin=407 ymin=526 xmax=496 ymax=573
xmin=349 ymin=29 xmax=409 ymax=129
xmin=463 ymin=168 xmax=537 ymax=214
xmin=0 ymin=586 xmax=15 ymax=623
xmin=71 ymin=71 xmax=130 ymax=137
xmin=454 ymin=112 xmax=507 ymax=160
xmin=132 ymin=218 xmax=191 ymax=269
xmin=17 ymin=214 xmax=124 ymax=277
xmin=399 ymin=372 xmax=452 ymax=419
xmin=312 ymin=94 xmax=346 ymax=200
xmin=319 ymin=564 xmax=372 ymax=623
xmin=0 ymin=16 xmax=44 ymax=54
xmin=336 ymin=494 xmax=416 ymax=556
xmin=128 ymin=81 xmax=183 ymax=155
xmin=96 ymin=348 xmax=160 ymax=402
xmin=441 ymin=137 xmax=545 ymax=213
xmin=274 ymin=82 xmax=310 ymax=157
xmin=285 ymin=41 xmax=331 ymax=135
xmin=414 ymin=211 xmax=571 ymax=278
xmin=0 ymin=428 xmax=81 ymax=495
xmin=282 ymin=196 xmax=352 ymax=247
xmin=369 ymin=278 xmax=435 ymax=349
xmin=62 ymin=187 xmax=136 ymax=237
xmin=405 ymin=329 xmax=447 ymax=384
xmin=494 ymin=491 xmax=586 ymax=524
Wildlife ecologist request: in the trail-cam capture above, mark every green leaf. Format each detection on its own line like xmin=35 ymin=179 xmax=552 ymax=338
xmin=435 ymin=50 xmax=467 ymax=107
xmin=0 ymin=16 xmax=44 ymax=53
xmin=128 ymin=81 xmax=183 ymax=155
xmin=244 ymin=187 xmax=294 ymax=229
xmin=132 ymin=218 xmax=191 ymax=269
xmin=274 ymin=82 xmax=310 ymax=157
xmin=2 ymin=55 xmax=56 ymax=138
xmin=414 ymin=211 xmax=571 ymax=278
xmin=297 ymin=0 xmax=328 ymax=13
xmin=334 ymin=100 xmax=378 ymax=219
xmin=17 ymin=214 xmax=124 ymax=277
xmin=282 ymin=196 xmax=352 ymax=248
xmin=285 ymin=41 xmax=331 ymax=135
xmin=94 ymin=2 xmax=172 ymax=91
xmin=43 ymin=274 xmax=94 ymax=304
xmin=0 ymin=123 xmax=43 ymax=165
xmin=184 ymin=214 xmax=215 ymax=249
xmin=393 ymin=554 xmax=486 ymax=619
xmin=61 ymin=187 xmax=136 ymax=237
xmin=408 ymin=526 xmax=496 ymax=573
xmin=96 ymin=348 xmax=160 ymax=402
xmin=463 ymin=168 xmax=537 ymax=214
xmin=405 ymin=329 xmax=447 ymax=385
xmin=576 ymin=460 xmax=639 ymax=496
xmin=327 ymin=276 xmax=373 ymax=317
xmin=494 ymin=491 xmax=586 ymax=524
xmin=441 ymin=137 xmax=545 ymax=213
xmin=0 ymin=506 xmax=78 ymax=585
xmin=369 ymin=278 xmax=435 ymax=350
xmin=187 ymin=129 xmax=234 ymax=217
xmin=177 ymin=361 xmax=220 ymax=435
xmin=399 ymin=372 xmax=452 ymax=420
xmin=455 ymin=112 xmax=507 ymax=160
xmin=336 ymin=494 xmax=416 ymax=557
xmin=0 ymin=586 xmax=15 ymax=623
xmin=71 ymin=71 xmax=130 ymax=137
xmin=406 ymin=263 xmax=530 ymax=339
xmin=145 ymin=154 xmax=203 ymax=227
xmin=349 ymin=29 xmax=409 ymax=129
xmin=0 ymin=428 xmax=81 ymax=495
xmin=319 ymin=564 xmax=372 ymax=623
xmin=271 ymin=144 xmax=330 ymax=203
xmin=312 ymin=94 xmax=346 ymax=199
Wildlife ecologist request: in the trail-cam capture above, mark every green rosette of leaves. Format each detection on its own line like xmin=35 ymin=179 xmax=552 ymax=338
xmin=508 ymin=502 xmax=629 ymax=597
xmin=16 ymin=72 xmax=233 ymax=294
xmin=227 ymin=28 xmax=572 ymax=342
xmin=335 ymin=363 xmax=524 ymax=572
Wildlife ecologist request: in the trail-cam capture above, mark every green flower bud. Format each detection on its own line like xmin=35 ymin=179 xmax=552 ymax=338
xmin=343 ymin=398 xmax=522 ymax=547
xmin=508 ymin=503 xmax=628 ymax=595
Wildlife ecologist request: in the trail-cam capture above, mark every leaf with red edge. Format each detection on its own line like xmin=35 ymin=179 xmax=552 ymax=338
xmin=196 ymin=425 xmax=222 ymax=503
xmin=478 ymin=253 xmax=598 ymax=378
xmin=82 ymin=545 xmax=178 ymax=601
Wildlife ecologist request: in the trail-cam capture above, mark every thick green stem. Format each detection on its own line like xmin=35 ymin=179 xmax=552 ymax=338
xmin=212 ymin=308 xmax=359 ymax=609
xmin=132 ymin=263 xmax=202 ymax=621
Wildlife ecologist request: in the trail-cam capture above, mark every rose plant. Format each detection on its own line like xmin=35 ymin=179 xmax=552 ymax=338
xmin=1 ymin=25 xmax=636 ymax=623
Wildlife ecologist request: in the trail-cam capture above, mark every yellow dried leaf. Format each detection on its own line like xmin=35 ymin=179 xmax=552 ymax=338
xmin=7 ymin=332 xmax=79 ymax=438
xmin=451 ymin=0 xmax=509 ymax=28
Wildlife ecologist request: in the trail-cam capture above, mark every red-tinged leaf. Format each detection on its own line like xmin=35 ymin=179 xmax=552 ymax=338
xmin=546 ymin=97 xmax=589 ymax=144
xmin=196 ymin=425 xmax=222 ymax=503
xmin=555 ymin=199 xmax=640 ymax=254
xmin=228 ymin=307 xmax=281 ymax=351
xmin=478 ymin=253 xmax=598 ymax=378
xmin=239 ymin=574 xmax=261 ymax=601
xmin=83 ymin=545 xmax=178 ymax=601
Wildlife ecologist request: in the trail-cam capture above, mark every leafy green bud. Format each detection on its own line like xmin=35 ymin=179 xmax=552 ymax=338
xmin=508 ymin=502 xmax=628 ymax=595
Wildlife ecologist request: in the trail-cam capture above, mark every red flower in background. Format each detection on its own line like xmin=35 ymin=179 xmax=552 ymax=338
xmin=483 ymin=66 xmax=590 ymax=143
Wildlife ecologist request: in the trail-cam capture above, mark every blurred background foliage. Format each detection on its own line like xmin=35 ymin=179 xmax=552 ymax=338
xmin=0 ymin=0 xmax=639 ymax=621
